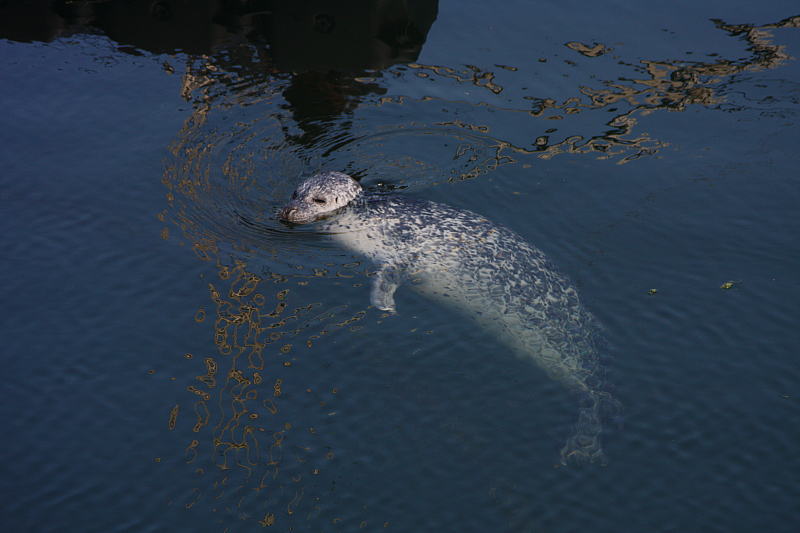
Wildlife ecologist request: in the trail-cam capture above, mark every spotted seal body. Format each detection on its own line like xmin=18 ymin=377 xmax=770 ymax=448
xmin=280 ymin=171 xmax=618 ymax=464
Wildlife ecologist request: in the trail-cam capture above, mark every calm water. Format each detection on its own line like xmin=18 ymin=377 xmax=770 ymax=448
xmin=2 ymin=1 xmax=799 ymax=532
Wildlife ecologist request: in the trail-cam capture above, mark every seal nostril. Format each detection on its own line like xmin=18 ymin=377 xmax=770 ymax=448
xmin=279 ymin=206 xmax=298 ymax=220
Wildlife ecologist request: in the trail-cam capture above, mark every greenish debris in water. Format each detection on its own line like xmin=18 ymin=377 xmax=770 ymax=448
xmin=720 ymin=280 xmax=741 ymax=290
xmin=649 ymin=289 xmax=657 ymax=295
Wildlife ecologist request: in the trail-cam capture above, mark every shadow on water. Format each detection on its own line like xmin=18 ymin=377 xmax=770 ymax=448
xmin=4 ymin=2 xmax=799 ymax=531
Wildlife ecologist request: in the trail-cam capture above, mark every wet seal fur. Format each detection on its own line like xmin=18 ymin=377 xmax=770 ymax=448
xmin=280 ymin=171 xmax=620 ymax=464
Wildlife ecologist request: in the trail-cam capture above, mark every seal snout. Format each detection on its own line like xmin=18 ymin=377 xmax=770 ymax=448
xmin=279 ymin=200 xmax=316 ymax=223
xmin=279 ymin=205 xmax=298 ymax=221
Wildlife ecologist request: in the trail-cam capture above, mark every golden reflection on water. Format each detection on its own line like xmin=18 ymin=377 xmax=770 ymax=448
xmin=372 ymin=16 xmax=799 ymax=175
xmin=167 ymin=243 xmax=377 ymax=528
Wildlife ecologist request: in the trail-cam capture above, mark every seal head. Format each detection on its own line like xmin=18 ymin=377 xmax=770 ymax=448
xmin=279 ymin=171 xmax=362 ymax=222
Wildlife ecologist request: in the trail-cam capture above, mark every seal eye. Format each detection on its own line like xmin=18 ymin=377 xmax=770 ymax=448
xmin=313 ymin=198 xmax=326 ymax=205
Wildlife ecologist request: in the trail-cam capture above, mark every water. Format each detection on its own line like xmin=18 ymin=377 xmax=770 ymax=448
xmin=2 ymin=1 xmax=799 ymax=532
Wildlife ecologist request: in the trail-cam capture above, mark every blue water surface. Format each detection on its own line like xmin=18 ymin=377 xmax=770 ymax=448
xmin=1 ymin=1 xmax=799 ymax=532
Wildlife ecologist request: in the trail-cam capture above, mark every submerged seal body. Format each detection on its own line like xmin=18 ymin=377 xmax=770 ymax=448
xmin=280 ymin=171 xmax=619 ymax=464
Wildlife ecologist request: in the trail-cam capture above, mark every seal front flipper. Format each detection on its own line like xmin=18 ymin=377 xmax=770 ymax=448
xmin=370 ymin=263 xmax=407 ymax=314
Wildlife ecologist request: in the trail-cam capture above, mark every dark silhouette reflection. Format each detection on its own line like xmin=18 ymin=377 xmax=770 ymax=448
xmin=257 ymin=1 xmax=437 ymax=73
xmin=0 ymin=0 xmax=438 ymax=71
xmin=0 ymin=0 xmax=439 ymax=132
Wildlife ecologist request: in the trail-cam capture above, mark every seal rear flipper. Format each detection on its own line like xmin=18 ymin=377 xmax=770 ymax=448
xmin=560 ymin=389 xmax=620 ymax=466
xmin=370 ymin=263 xmax=406 ymax=314
xmin=560 ymin=403 xmax=607 ymax=466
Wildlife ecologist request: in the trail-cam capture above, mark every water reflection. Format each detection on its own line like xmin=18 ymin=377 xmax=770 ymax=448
xmin=157 ymin=12 xmax=799 ymax=528
xmin=0 ymin=0 xmax=438 ymax=67
xmin=2 ymin=0 xmax=439 ymax=144
xmin=172 ymin=249 xmax=376 ymax=527
xmin=392 ymin=15 xmax=799 ymax=170
xmin=163 ymin=14 xmax=800 ymax=221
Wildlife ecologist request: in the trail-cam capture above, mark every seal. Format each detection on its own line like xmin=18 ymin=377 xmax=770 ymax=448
xmin=280 ymin=171 xmax=619 ymax=464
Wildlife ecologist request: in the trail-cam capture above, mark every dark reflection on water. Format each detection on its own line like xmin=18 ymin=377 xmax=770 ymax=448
xmin=2 ymin=1 xmax=800 ymax=532
xmin=0 ymin=0 xmax=438 ymax=67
